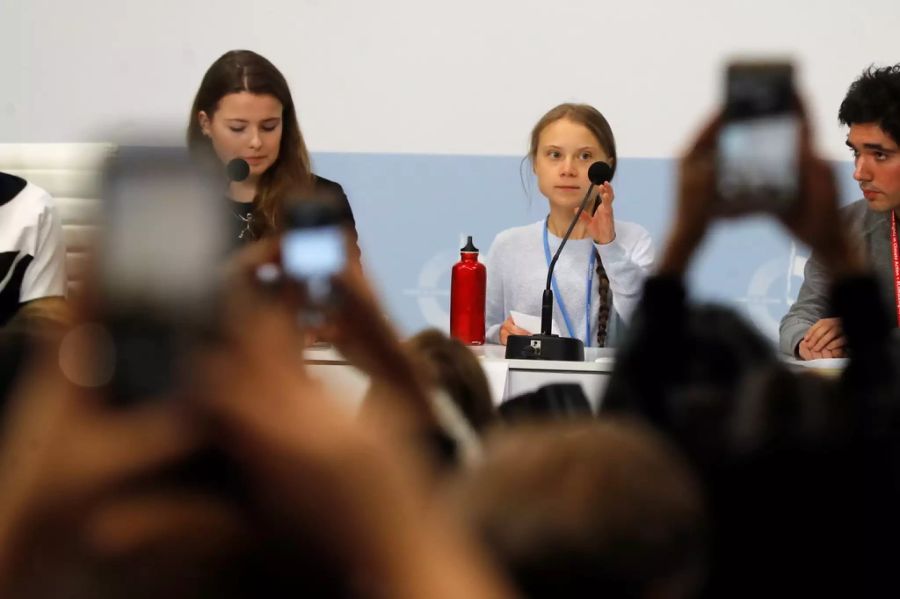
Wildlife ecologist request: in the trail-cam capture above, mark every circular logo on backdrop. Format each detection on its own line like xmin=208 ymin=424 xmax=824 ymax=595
xmin=404 ymin=238 xmax=489 ymax=332
xmin=737 ymin=242 xmax=808 ymax=341
xmin=403 ymin=250 xmax=455 ymax=331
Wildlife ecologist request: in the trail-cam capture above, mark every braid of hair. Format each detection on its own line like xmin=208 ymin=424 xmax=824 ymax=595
xmin=595 ymin=248 xmax=612 ymax=347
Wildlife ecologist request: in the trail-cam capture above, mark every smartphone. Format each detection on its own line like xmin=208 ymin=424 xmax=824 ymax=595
xmin=97 ymin=147 xmax=227 ymax=404
xmin=281 ymin=201 xmax=347 ymax=309
xmin=716 ymin=61 xmax=800 ymax=214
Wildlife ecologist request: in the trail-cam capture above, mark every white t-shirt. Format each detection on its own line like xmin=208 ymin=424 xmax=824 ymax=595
xmin=485 ymin=218 xmax=654 ymax=347
xmin=0 ymin=173 xmax=67 ymax=325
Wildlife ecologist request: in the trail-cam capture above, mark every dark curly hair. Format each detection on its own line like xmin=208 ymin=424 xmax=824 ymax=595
xmin=838 ymin=64 xmax=900 ymax=145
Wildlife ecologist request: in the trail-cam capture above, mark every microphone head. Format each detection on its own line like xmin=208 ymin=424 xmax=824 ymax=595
xmin=588 ymin=161 xmax=613 ymax=185
xmin=226 ymin=158 xmax=250 ymax=182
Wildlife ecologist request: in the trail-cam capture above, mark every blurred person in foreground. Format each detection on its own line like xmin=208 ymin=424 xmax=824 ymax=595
xmin=0 ymin=236 xmax=514 ymax=599
xmin=451 ymin=419 xmax=707 ymax=599
xmin=603 ymin=91 xmax=900 ymax=596
xmin=403 ymin=328 xmax=496 ymax=429
xmin=0 ymin=171 xmax=70 ymax=411
xmin=0 ymin=171 xmax=68 ymax=328
xmin=780 ymin=64 xmax=900 ymax=359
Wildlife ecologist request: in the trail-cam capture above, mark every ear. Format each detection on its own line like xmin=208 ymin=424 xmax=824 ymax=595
xmin=198 ymin=111 xmax=211 ymax=136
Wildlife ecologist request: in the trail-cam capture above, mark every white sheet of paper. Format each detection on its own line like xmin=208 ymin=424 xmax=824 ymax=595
xmin=788 ymin=357 xmax=848 ymax=370
xmin=510 ymin=310 xmax=560 ymax=336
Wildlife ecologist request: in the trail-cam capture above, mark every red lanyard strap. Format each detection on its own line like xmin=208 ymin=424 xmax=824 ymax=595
xmin=890 ymin=212 xmax=900 ymax=327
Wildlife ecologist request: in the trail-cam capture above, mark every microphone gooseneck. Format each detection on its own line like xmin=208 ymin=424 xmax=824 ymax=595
xmin=540 ymin=161 xmax=613 ymax=335
xmin=505 ymin=161 xmax=613 ymax=360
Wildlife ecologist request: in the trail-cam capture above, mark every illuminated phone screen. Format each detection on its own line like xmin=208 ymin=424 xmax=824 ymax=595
xmin=718 ymin=114 xmax=800 ymax=207
xmin=716 ymin=62 xmax=799 ymax=213
xmin=282 ymin=226 xmax=346 ymax=280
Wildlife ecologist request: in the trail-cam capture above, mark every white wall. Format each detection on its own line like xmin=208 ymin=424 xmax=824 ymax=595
xmin=3 ymin=0 xmax=898 ymax=159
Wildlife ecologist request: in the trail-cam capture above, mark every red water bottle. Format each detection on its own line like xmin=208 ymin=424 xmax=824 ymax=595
xmin=450 ymin=236 xmax=486 ymax=345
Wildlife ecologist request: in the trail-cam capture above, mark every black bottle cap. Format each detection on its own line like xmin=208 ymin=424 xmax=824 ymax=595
xmin=461 ymin=235 xmax=478 ymax=253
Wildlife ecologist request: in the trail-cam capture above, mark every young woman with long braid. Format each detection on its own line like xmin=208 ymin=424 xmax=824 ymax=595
xmin=485 ymin=104 xmax=654 ymax=347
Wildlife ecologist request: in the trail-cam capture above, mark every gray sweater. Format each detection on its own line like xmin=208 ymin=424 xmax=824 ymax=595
xmin=778 ymin=198 xmax=896 ymax=356
xmin=485 ymin=219 xmax=654 ymax=347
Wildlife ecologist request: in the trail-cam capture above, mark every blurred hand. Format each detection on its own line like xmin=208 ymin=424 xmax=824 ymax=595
xmin=219 ymin=237 xmax=283 ymax=329
xmin=775 ymin=112 xmax=853 ymax=271
xmin=197 ymin=300 xmax=513 ymax=599
xmin=661 ymin=101 xmax=858 ymax=278
xmin=0 ymin=336 xmax=199 ymax=585
xmin=197 ymin=298 xmax=429 ymax=561
xmin=499 ymin=315 xmax=531 ymax=345
xmin=201 ymin=302 xmax=370 ymax=481
xmin=322 ymin=265 xmax=396 ymax=368
xmin=329 ymin=267 xmax=445 ymax=437
xmin=657 ymin=115 xmax=719 ymax=275
xmin=219 ymin=233 xmax=440 ymax=455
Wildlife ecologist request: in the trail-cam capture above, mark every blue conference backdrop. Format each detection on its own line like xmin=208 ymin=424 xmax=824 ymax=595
xmin=313 ymin=152 xmax=859 ymax=345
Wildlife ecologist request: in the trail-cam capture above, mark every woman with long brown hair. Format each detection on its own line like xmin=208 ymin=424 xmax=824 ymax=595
xmin=485 ymin=103 xmax=654 ymax=347
xmin=187 ymin=49 xmax=359 ymax=256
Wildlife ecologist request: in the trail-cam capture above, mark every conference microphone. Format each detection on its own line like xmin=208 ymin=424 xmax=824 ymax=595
xmin=590 ymin=161 xmax=613 ymax=216
xmin=226 ymin=158 xmax=250 ymax=182
xmin=541 ymin=161 xmax=612 ymax=335
xmin=505 ymin=161 xmax=613 ymax=361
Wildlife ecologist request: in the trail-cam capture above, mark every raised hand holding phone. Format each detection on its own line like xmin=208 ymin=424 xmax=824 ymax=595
xmin=662 ymin=60 xmax=857 ymax=279
xmin=716 ymin=61 xmax=801 ymax=216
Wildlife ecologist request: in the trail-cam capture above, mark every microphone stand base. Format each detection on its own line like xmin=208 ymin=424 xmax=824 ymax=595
xmin=504 ymin=334 xmax=585 ymax=361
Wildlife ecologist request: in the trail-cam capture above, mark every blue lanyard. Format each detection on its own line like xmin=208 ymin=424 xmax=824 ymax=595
xmin=542 ymin=218 xmax=596 ymax=347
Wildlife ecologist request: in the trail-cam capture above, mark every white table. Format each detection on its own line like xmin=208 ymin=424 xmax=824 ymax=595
xmin=304 ymin=344 xmax=615 ymax=411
